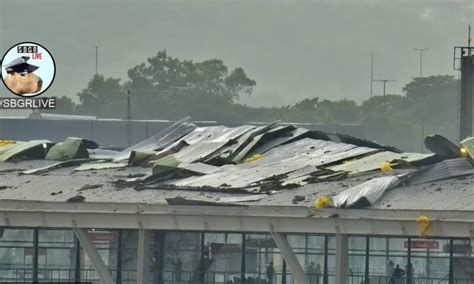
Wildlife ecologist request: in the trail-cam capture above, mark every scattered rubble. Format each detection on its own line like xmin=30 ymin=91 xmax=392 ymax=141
xmin=0 ymin=117 xmax=472 ymax=209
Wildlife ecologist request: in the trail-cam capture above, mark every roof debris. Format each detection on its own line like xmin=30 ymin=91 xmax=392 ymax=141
xmin=46 ymin=137 xmax=98 ymax=161
xmin=1 ymin=117 xmax=472 ymax=209
xmin=461 ymin=137 xmax=474 ymax=160
xmin=0 ymin=140 xmax=52 ymax=161
xmin=67 ymin=195 xmax=85 ymax=202
xmin=408 ymin=158 xmax=474 ymax=186
xmin=331 ymin=176 xmax=400 ymax=208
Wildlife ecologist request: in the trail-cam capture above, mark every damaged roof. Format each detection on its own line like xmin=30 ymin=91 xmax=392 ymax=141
xmin=0 ymin=117 xmax=472 ymax=211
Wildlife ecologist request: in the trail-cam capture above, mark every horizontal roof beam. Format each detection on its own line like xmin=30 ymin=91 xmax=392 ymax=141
xmin=0 ymin=201 xmax=472 ymax=238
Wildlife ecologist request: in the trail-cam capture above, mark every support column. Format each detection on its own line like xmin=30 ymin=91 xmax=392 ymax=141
xmin=72 ymin=228 xmax=114 ymax=284
xmin=459 ymin=54 xmax=474 ymax=140
xmin=241 ymin=233 xmax=246 ymax=282
xmin=137 ymin=229 xmax=151 ymax=284
xmin=323 ymin=236 xmax=328 ymax=284
xmin=364 ymin=237 xmax=370 ymax=284
xmin=269 ymin=228 xmax=308 ymax=284
xmin=116 ymin=230 xmax=122 ymax=284
xmin=449 ymin=239 xmax=454 ymax=284
xmin=74 ymin=237 xmax=81 ymax=282
xmin=335 ymin=234 xmax=348 ymax=284
xmin=33 ymin=228 xmax=39 ymax=283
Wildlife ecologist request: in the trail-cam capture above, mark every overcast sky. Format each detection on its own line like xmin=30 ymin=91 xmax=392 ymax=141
xmin=0 ymin=0 xmax=473 ymax=108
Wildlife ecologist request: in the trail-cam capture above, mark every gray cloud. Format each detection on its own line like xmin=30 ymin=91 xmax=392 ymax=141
xmin=0 ymin=0 xmax=470 ymax=108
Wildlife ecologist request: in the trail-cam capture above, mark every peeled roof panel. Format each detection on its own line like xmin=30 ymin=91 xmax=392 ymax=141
xmin=245 ymin=138 xmax=337 ymax=166
xmin=224 ymin=122 xmax=279 ymax=162
xmin=169 ymin=139 xmax=377 ymax=191
xmin=172 ymin=125 xmax=256 ymax=163
xmin=88 ymin=148 xmax=120 ymax=160
xmin=332 ymin=175 xmax=400 ymax=208
xmin=0 ymin=140 xmax=52 ymax=161
xmin=208 ymin=126 xmax=265 ymax=161
xmin=409 ymin=158 xmax=474 ymax=186
xmin=0 ymin=142 xmax=23 ymax=156
xmin=230 ymin=125 xmax=294 ymax=162
xmin=461 ymin=137 xmax=474 ymax=159
xmin=22 ymin=158 xmax=92 ymax=175
xmin=327 ymin=151 xmax=434 ymax=175
xmin=244 ymin=127 xmax=308 ymax=158
xmin=46 ymin=137 xmax=97 ymax=161
xmin=334 ymin=133 xmax=403 ymax=153
xmin=424 ymin=134 xmax=461 ymax=159
xmin=112 ymin=117 xmax=196 ymax=162
xmin=187 ymin=125 xmax=256 ymax=144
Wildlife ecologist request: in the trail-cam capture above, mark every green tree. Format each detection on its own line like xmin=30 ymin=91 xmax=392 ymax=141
xmin=125 ymin=50 xmax=255 ymax=101
xmin=68 ymin=50 xmax=461 ymax=152
xmin=76 ymin=74 xmax=125 ymax=117
xmin=315 ymin=99 xmax=360 ymax=123
xmin=45 ymin=96 xmax=77 ymax=114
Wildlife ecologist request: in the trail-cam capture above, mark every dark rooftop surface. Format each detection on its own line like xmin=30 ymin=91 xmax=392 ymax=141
xmin=0 ymin=118 xmax=473 ymax=211
xmin=0 ymin=160 xmax=473 ymax=211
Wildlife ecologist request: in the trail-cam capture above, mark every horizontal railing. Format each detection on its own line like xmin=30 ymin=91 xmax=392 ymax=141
xmin=0 ymin=267 xmax=473 ymax=284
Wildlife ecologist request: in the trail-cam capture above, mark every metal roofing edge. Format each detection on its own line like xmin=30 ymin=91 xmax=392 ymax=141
xmin=0 ymin=200 xmax=473 ymax=237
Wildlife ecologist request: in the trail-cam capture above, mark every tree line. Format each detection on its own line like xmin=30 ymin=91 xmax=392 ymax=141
xmin=49 ymin=50 xmax=459 ymax=151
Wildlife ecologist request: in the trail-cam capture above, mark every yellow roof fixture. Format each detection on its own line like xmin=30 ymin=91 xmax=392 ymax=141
xmin=0 ymin=140 xmax=16 ymax=147
xmin=460 ymin=147 xmax=469 ymax=157
xmin=314 ymin=195 xmax=333 ymax=209
xmin=380 ymin=161 xmax=393 ymax=173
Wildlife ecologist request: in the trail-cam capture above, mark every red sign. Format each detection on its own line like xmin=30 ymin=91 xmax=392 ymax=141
xmin=404 ymin=240 xmax=439 ymax=250
xmin=89 ymin=231 xmax=115 ymax=243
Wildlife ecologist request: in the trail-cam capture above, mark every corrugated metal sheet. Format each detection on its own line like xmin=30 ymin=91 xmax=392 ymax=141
xmin=161 ymin=125 xmax=256 ymax=164
xmin=332 ymin=176 xmax=400 ymax=208
xmin=204 ymin=125 xmax=267 ymax=162
xmin=334 ymin=133 xmax=403 ymax=153
xmin=88 ymin=148 xmax=120 ymax=160
xmin=229 ymin=125 xmax=294 ymax=163
xmin=113 ymin=117 xmax=196 ymax=162
xmin=3 ymin=117 xmax=467 ymax=206
xmin=409 ymin=158 xmax=474 ymax=185
xmin=461 ymin=137 xmax=474 ymax=159
xmin=424 ymin=134 xmax=461 ymax=159
xmin=0 ymin=140 xmax=52 ymax=161
xmin=22 ymin=159 xmax=92 ymax=175
xmin=168 ymin=138 xmax=377 ymax=192
xmin=327 ymin=151 xmax=434 ymax=175
xmin=243 ymin=127 xmax=308 ymax=158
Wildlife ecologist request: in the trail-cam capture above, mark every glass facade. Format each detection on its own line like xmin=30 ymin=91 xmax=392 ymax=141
xmin=0 ymin=228 xmax=472 ymax=283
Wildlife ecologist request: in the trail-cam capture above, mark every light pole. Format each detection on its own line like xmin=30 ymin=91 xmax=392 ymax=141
xmin=370 ymin=53 xmax=375 ymax=98
xmin=93 ymin=45 xmax=100 ymax=75
xmin=413 ymin=48 xmax=429 ymax=77
xmin=373 ymin=79 xmax=396 ymax=115
xmin=85 ymin=87 xmax=192 ymax=146
xmin=125 ymin=90 xmax=132 ymax=147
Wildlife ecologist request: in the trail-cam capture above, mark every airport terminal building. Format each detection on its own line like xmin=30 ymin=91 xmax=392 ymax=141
xmin=0 ymin=118 xmax=473 ymax=283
